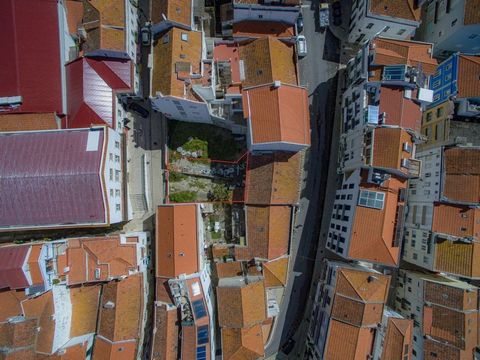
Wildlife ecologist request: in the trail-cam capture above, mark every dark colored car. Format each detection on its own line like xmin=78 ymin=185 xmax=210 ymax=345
xmin=129 ymin=102 xmax=149 ymax=118
xmin=296 ymin=15 xmax=304 ymax=33
xmin=332 ymin=1 xmax=342 ymax=17
xmin=281 ymin=338 xmax=296 ymax=355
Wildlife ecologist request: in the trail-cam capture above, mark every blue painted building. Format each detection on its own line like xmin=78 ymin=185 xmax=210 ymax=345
xmin=429 ymin=53 xmax=459 ymax=107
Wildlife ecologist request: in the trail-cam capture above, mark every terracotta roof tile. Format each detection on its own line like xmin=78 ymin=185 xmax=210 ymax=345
xmin=217 ymin=281 xmax=266 ymax=328
xmin=378 ymin=86 xmax=422 ymax=132
xmin=457 ymin=55 xmax=480 ymax=98
xmin=464 ymin=0 xmax=480 ymax=25
xmin=151 ymin=0 xmax=192 ymax=26
xmin=324 ymin=320 xmax=376 ymax=360
xmin=424 ymin=281 xmax=478 ymax=312
xmin=243 ymin=83 xmax=310 ymax=147
xmin=432 ymin=204 xmax=480 ymax=238
xmin=263 ymin=257 xmax=288 ymax=288
xmin=239 ymin=37 xmax=297 ymax=88
xmin=221 ymin=325 xmax=264 ymax=360
xmin=331 ymin=295 xmax=383 ymax=326
xmin=216 ymin=262 xmax=244 ymax=278
xmin=0 ymin=113 xmax=58 ymax=132
xmin=93 ymin=336 xmax=137 ymax=360
xmin=348 ymin=174 xmax=407 ymax=266
xmin=1 ymin=347 xmax=35 ymax=360
xmin=442 ymin=147 xmax=480 ymax=204
xmin=372 ymin=127 xmax=414 ymax=173
xmin=27 ymin=245 xmax=43 ymax=286
xmin=21 ymin=291 xmax=55 ymax=354
xmin=434 ymin=238 xmax=480 ymax=279
xmin=65 ymin=1 xmax=84 ymax=35
xmin=97 ymin=274 xmax=143 ymax=343
xmin=0 ymin=290 xmax=25 ymax=322
xmin=423 ymin=338 xmax=462 ymax=360
xmin=0 ymin=318 xmax=38 ymax=350
xmin=66 ymin=236 xmax=138 ymax=285
xmin=335 ymin=268 xmax=390 ymax=303
xmin=243 ymin=206 xmax=291 ymax=260
xmin=246 ymin=152 xmax=301 ymax=205
xmin=152 ymin=28 xmax=202 ymax=98
xmin=83 ymin=0 xmax=126 ymax=53
xmin=156 ymin=277 xmax=174 ymax=304
xmin=372 ymin=38 xmax=437 ymax=76
xmin=233 ymin=21 xmax=295 ymax=39
xmin=39 ymin=342 xmax=89 ymax=360
xmin=381 ymin=317 xmax=413 ymax=360
xmin=155 ymin=205 xmax=199 ymax=278
xmin=151 ymin=304 xmax=179 ymax=360
xmin=369 ymin=0 xmax=421 ymax=21
xmin=70 ymin=285 xmax=101 ymax=337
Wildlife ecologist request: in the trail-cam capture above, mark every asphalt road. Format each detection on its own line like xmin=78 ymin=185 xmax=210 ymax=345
xmin=264 ymin=1 xmax=341 ymax=357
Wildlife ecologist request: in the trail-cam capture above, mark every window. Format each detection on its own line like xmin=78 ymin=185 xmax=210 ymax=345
xmin=366 ymin=23 xmax=374 ymax=29
xmin=397 ymin=29 xmax=406 ymax=36
xmin=383 ymin=26 xmax=390 ymax=32
xmin=115 ymin=141 xmax=120 ymax=149
xmin=197 ymin=325 xmax=209 ymax=345
xmin=115 ymin=189 xmax=121 ymax=197
xmin=110 ymin=189 xmax=114 ymax=197
xmin=468 ymin=34 xmax=478 ymax=39
xmin=109 ymin=153 xmax=113 ymax=160
xmin=197 ymin=345 xmax=207 ymax=360
xmin=115 ymin=170 xmax=120 ymax=182
xmin=436 ymin=107 xmax=444 ymax=118
xmin=349 ymin=184 xmax=355 ymax=189
xmin=451 ymin=19 xmax=457 ymax=27
xmin=163 ymin=34 xmax=170 ymax=44
xmin=115 ymin=155 xmax=120 ymax=163
xmin=181 ymin=33 xmax=189 ymax=41
xmin=358 ymin=190 xmax=385 ymax=209
xmin=116 ymin=204 xmax=121 ymax=211
xmin=109 ymin=168 xmax=113 ymax=181
xmin=192 ymin=299 xmax=207 ymax=318
xmin=413 ymin=253 xmax=418 ymax=260
xmin=426 ymin=112 xmax=432 ymax=122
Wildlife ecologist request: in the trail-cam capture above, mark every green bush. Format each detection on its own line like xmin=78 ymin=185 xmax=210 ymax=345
xmin=169 ymin=172 xmax=187 ymax=182
xmin=170 ymin=191 xmax=197 ymax=203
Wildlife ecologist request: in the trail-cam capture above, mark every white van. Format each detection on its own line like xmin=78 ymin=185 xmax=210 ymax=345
xmin=297 ymin=35 xmax=307 ymax=57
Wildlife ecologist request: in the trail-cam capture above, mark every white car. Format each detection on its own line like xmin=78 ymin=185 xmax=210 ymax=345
xmin=297 ymin=35 xmax=307 ymax=57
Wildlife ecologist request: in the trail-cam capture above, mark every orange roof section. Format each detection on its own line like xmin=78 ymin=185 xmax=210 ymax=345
xmin=369 ymin=0 xmax=421 ymax=22
xmin=348 ymin=174 xmax=407 ymax=266
xmin=65 ymin=0 xmax=84 ymax=35
xmin=70 ymin=285 xmax=101 ymax=338
xmin=378 ymin=86 xmax=422 ymax=132
xmin=216 ymin=261 xmax=244 ymax=278
xmin=0 ymin=317 xmax=38 ymax=353
xmin=244 ymin=206 xmax=291 ymax=260
xmin=464 ymin=0 xmax=480 ymax=25
xmin=239 ymin=37 xmax=297 ymax=88
xmin=93 ymin=336 xmax=137 ymax=360
xmin=155 ymin=204 xmax=199 ymax=278
xmin=324 ymin=320 xmax=376 ymax=360
xmin=335 ymin=267 xmax=390 ymax=303
xmin=442 ymin=147 xmax=480 ymax=204
xmin=372 ymin=127 xmax=414 ymax=173
xmin=152 ymin=28 xmax=203 ymax=98
xmin=434 ymin=239 xmax=480 ymax=279
xmin=27 ymin=244 xmax=43 ymax=286
xmin=97 ymin=274 xmax=143 ymax=343
xmin=372 ymin=38 xmax=437 ymax=75
xmin=381 ymin=317 xmax=413 ymax=360
xmin=243 ymin=83 xmax=310 ymax=147
xmin=221 ymin=325 xmax=265 ymax=360
xmin=233 ymin=21 xmax=295 ymax=39
xmin=0 ymin=113 xmax=58 ymax=132
xmin=432 ymin=204 xmax=480 ymax=238
xmin=217 ymin=281 xmax=266 ymax=328
xmin=66 ymin=236 xmax=138 ymax=285
xmin=246 ymin=152 xmax=301 ymax=205
xmin=151 ymin=304 xmax=179 ymax=360
xmin=151 ymin=0 xmax=192 ymax=26
xmin=263 ymin=257 xmax=289 ymax=288
xmin=0 ymin=290 xmax=25 ymax=322
xmin=457 ymin=55 xmax=480 ymax=98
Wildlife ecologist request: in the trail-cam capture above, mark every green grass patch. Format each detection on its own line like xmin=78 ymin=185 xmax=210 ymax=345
xmin=210 ymin=231 xmax=222 ymax=240
xmin=169 ymin=191 xmax=197 ymax=203
xmin=169 ymin=172 xmax=187 ymax=182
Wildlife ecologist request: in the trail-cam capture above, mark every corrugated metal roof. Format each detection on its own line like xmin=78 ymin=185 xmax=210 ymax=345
xmin=66 ymin=57 xmax=131 ymax=129
xmin=0 ymin=246 xmax=29 ymax=289
xmin=0 ymin=0 xmax=63 ymax=114
xmin=0 ymin=128 xmax=106 ymax=229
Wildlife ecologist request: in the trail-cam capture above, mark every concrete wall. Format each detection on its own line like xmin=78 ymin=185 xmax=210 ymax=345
xmin=104 ymin=128 xmax=124 ymax=224
xmin=152 ymin=95 xmax=213 ymax=123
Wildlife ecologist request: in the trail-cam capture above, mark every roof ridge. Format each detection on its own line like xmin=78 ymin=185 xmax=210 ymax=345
xmin=341 ymin=270 xmax=367 ymax=302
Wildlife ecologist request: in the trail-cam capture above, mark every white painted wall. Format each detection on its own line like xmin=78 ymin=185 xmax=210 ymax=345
xmin=152 ymin=96 xmax=213 ymax=123
xmin=52 ymin=285 xmax=72 ymax=353
xmin=103 ymin=128 xmax=124 ymax=224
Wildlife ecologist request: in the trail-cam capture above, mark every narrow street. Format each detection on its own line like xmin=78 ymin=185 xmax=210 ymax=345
xmin=264 ymin=1 xmax=341 ymax=357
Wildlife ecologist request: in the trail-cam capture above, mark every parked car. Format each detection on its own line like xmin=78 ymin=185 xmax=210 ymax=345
xmin=128 ymin=102 xmax=149 ymax=118
xmin=297 ymin=35 xmax=307 ymax=57
xmin=319 ymin=3 xmax=330 ymax=29
xmin=296 ymin=14 xmax=304 ymax=33
xmin=332 ymin=1 xmax=342 ymax=26
xmin=141 ymin=25 xmax=151 ymax=46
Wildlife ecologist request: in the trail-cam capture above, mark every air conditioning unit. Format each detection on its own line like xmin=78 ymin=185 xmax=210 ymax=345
xmin=273 ymin=80 xmax=281 ymax=88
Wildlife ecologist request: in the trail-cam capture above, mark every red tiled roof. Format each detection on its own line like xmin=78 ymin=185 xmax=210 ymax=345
xmin=0 ymin=317 xmax=38 ymax=352
xmin=442 ymin=147 xmax=480 ymax=204
xmin=324 ymin=320 xmax=376 ymax=360
xmin=432 ymin=204 xmax=480 ymax=238
xmin=151 ymin=304 xmax=179 ymax=360
xmin=222 ymin=325 xmax=265 ymax=359
xmin=0 ymin=0 xmax=63 ymax=114
xmin=369 ymin=0 xmax=421 ymax=22
xmin=155 ymin=205 xmax=199 ymax=278
xmin=381 ymin=317 xmax=413 ymax=360
xmin=0 ymin=246 xmax=30 ymax=290
xmin=457 ymin=55 xmax=480 ymax=99
xmin=243 ymin=83 xmax=310 ymax=147
xmin=233 ymin=21 xmax=295 ymax=39
xmin=0 ymin=290 xmax=26 ymax=322
xmin=27 ymin=245 xmax=43 ymax=286
xmin=378 ymin=86 xmax=422 ymax=132
xmin=93 ymin=336 xmax=137 ymax=360
xmin=0 ymin=128 xmax=107 ymax=230
xmin=66 ymin=236 xmax=138 ymax=285
xmin=66 ymin=57 xmax=131 ymax=129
